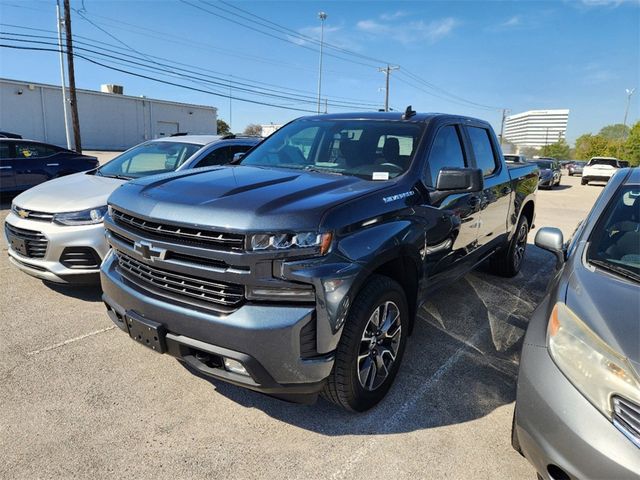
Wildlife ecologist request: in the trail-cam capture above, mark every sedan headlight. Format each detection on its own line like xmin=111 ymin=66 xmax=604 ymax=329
xmin=53 ymin=206 xmax=108 ymax=226
xmin=249 ymin=232 xmax=332 ymax=254
xmin=547 ymin=303 xmax=640 ymax=419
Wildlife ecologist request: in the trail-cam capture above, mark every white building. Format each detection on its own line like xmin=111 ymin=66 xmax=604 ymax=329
xmin=503 ymin=109 xmax=569 ymax=149
xmin=0 ymin=78 xmax=217 ymax=150
xmin=260 ymin=123 xmax=283 ymax=137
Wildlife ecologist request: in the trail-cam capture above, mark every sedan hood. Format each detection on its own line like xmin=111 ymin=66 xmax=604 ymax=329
xmin=565 ymin=257 xmax=640 ymax=374
xmin=111 ymin=165 xmax=393 ymax=231
xmin=13 ymin=172 xmax=126 ymax=213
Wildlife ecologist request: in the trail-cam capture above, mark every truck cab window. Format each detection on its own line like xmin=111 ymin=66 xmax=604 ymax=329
xmin=425 ymin=125 xmax=466 ymax=187
xmin=467 ymin=127 xmax=498 ymax=176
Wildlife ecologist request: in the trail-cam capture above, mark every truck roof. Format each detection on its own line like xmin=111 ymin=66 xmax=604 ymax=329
xmin=297 ymin=111 xmax=488 ymax=125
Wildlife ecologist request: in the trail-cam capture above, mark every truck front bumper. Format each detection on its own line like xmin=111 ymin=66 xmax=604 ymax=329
xmin=101 ymin=252 xmax=334 ymax=401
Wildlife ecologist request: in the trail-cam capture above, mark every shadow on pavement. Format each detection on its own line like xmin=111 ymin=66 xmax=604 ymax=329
xmin=43 ymin=281 xmax=103 ymax=302
xmin=184 ymin=244 xmax=557 ymax=435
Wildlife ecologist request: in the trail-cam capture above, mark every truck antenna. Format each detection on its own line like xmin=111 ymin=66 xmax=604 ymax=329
xmin=402 ymin=105 xmax=416 ymax=119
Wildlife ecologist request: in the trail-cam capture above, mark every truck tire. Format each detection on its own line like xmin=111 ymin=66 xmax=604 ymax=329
xmin=322 ymin=275 xmax=408 ymax=412
xmin=489 ymin=215 xmax=529 ymax=277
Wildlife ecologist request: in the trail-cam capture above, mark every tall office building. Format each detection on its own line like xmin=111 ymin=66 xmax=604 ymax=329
xmin=503 ymin=109 xmax=569 ymax=149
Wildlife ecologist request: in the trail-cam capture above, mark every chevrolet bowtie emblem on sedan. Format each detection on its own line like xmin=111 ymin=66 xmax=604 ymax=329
xmin=17 ymin=209 xmax=29 ymax=219
xmin=133 ymin=241 xmax=167 ymax=261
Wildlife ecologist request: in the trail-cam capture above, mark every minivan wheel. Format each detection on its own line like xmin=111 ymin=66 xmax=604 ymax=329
xmin=322 ymin=275 xmax=408 ymax=412
xmin=581 ymin=178 xmax=588 ymax=185
xmin=489 ymin=215 xmax=529 ymax=277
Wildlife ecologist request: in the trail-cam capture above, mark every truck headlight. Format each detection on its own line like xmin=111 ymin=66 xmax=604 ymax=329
xmin=250 ymin=232 xmax=332 ymax=254
xmin=547 ymin=303 xmax=640 ymax=419
xmin=53 ymin=206 xmax=108 ymax=226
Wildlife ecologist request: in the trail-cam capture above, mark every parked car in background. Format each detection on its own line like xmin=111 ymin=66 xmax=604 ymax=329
xmin=531 ymin=158 xmax=561 ymax=188
xmin=568 ymin=160 xmax=586 ymax=176
xmin=504 ymin=154 xmax=529 ymax=164
xmin=559 ymin=160 xmax=573 ymax=168
xmin=0 ymin=139 xmax=98 ymax=193
xmin=582 ymin=157 xmax=629 ymax=185
xmin=513 ymin=167 xmax=640 ymax=480
xmin=4 ymin=134 xmax=260 ymax=284
xmin=101 ymin=111 xmax=538 ymax=411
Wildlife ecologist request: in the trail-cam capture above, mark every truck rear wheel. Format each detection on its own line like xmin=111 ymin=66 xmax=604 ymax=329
xmin=322 ymin=275 xmax=408 ymax=412
xmin=488 ymin=216 xmax=529 ymax=277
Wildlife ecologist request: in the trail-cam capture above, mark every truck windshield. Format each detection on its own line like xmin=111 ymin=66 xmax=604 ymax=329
xmin=97 ymin=141 xmax=201 ymax=179
xmin=587 ymin=186 xmax=640 ymax=282
xmin=239 ymin=120 xmax=423 ymax=180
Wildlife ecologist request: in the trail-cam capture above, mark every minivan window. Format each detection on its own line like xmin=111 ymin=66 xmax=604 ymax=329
xmin=425 ymin=125 xmax=466 ymax=187
xmin=97 ymin=141 xmax=201 ymax=179
xmin=240 ymin=120 xmax=423 ymax=180
xmin=467 ymin=127 xmax=498 ymax=176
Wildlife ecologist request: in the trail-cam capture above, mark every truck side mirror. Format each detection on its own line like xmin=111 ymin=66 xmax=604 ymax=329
xmin=535 ymin=227 xmax=565 ymax=267
xmin=232 ymin=152 xmax=245 ymax=162
xmin=436 ymin=167 xmax=483 ymax=192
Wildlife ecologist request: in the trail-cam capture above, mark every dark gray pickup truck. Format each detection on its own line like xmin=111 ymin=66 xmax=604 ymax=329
xmin=101 ymin=110 xmax=538 ymax=411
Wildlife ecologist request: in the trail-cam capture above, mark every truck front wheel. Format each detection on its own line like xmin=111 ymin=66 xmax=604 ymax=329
xmin=322 ymin=275 xmax=408 ymax=412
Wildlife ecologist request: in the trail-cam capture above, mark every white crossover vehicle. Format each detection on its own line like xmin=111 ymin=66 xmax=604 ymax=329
xmin=4 ymin=134 xmax=260 ymax=284
xmin=582 ymin=157 xmax=629 ymax=185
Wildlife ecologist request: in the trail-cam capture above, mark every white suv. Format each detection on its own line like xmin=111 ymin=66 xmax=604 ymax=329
xmin=581 ymin=157 xmax=629 ymax=185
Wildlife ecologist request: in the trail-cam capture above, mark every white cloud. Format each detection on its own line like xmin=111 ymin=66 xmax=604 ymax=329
xmin=501 ymin=15 xmax=522 ymax=28
xmin=356 ymin=17 xmax=459 ymax=44
xmin=575 ymin=0 xmax=639 ymax=7
xmin=380 ymin=11 xmax=409 ymax=21
xmin=583 ymin=64 xmax=618 ymax=84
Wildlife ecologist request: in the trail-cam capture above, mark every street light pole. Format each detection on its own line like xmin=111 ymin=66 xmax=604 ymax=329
xmin=316 ymin=11 xmax=327 ymax=114
xmin=623 ymin=88 xmax=636 ymax=127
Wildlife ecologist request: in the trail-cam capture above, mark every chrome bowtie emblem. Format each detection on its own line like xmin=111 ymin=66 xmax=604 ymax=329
xmin=133 ymin=241 xmax=167 ymax=262
xmin=17 ymin=209 xmax=29 ymax=218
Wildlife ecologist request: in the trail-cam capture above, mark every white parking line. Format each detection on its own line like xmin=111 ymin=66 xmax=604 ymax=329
xmin=330 ymin=326 xmax=487 ymax=480
xmin=26 ymin=326 xmax=116 ymax=356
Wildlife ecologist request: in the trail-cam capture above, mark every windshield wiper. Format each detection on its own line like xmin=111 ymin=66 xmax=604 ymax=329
xmin=303 ymin=165 xmax=344 ymax=175
xmin=588 ymin=258 xmax=640 ymax=283
xmin=98 ymin=173 xmax=133 ymax=180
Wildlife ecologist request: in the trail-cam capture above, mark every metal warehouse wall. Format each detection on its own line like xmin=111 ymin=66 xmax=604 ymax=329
xmin=0 ymin=79 xmax=217 ymax=150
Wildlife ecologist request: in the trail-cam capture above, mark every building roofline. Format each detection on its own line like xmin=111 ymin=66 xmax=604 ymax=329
xmin=0 ymin=77 xmax=217 ymax=112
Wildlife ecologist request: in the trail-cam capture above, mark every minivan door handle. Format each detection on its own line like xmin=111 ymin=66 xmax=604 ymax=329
xmin=46 ymin=163 xmax=60 ymax=167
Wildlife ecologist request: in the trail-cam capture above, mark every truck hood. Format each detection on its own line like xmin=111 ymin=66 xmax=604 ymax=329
xmin=112 ymin=165 xmax=393 ymax=231
xmin=565 ymin=257 xmax=640 ymax=376
xmin=12 ymin=172 xmax=126 ymax=213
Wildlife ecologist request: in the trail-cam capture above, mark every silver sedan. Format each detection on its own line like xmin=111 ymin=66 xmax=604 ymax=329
xmin=513 ymin=168 xmax=640 ymax=479
xmin=4 ymin=135 xmax=259 ymax=284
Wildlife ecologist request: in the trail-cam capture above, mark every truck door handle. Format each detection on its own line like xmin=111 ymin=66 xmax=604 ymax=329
xmin=0 ymin=166 xmax=11 ymax=170
xmin=46 ymin=163 xmax=60 ymax=166
xmin=501 ymin=186 xmax=512 ymax=194
xmin=468 ymin=196 xmax=481 ymax=207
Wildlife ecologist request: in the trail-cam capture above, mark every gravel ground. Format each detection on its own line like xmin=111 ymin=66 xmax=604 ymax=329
xmin=0 ymin=173 xmax=602 ymax=479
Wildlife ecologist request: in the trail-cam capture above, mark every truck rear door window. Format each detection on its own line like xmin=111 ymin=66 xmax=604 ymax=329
xmin=467 ymin=127 xmax=498 ymax=176
xmin=425 ymin=125 xmax=466 ymax=187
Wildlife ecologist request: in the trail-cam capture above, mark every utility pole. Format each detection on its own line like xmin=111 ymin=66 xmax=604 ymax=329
xmin=324 ymin=98 xmax=328 ymax=114
xmin=55 ymin=0 xmax=71 ymax=149
xmin=378 ymin=65 xmax=399 ymax=112
xmin=229 ymin=75 xmax=233 ymax=132
xmin=499 ymin=108 xmax=509 ymax=146
xmin=316 ymin=11 xmax=327 ymax=114
xmin=623 ymin=88 xmax=636 ymax=128
xmin=63 ymin=0 xmax=82 ymax=152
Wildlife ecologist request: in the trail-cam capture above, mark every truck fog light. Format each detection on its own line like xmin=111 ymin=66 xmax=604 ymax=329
xmin=223 ymin=358 xmax=249 ymax=376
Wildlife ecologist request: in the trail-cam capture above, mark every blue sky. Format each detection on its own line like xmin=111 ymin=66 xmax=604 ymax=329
xmin=1 ymin=0 xmax=638 ymax=143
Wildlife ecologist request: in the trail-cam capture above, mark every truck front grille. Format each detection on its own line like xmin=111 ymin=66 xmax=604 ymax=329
xmin=115 ymin=251 xmax=244 ymax=312
xmin=5 ymin=223 xmax=48 ymax=258
xmin=613 ymin=396 xmax=640 ymax=448
xmin=111 ymin=209 xmax=245 ymax=251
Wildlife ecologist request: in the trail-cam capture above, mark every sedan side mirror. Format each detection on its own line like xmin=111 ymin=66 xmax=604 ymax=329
xmin=232 ymin=152 xmax=245 ymax=162
xmin=436 ymin=167 xmax=484 ymax=192
xmin=535 ymin=227 xmax=565 ymax=267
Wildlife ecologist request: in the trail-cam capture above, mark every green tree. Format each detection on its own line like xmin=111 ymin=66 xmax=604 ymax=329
xmin=540 ymin=139 xmax=570 ymax=159
xmin=574 ymin=134 xmax=611 ymax=160
xmin=598 ymin=123 xmax=630 ymax=141
xmin=243 ymin=124 xmax=263 ymax=136
xmin=623 ymin=121 xmax=640 ymax=166
xmin=519 ymin=146 xmax=541 ymax=158
xmin=217 ymin=119 xmax=231 ymax=135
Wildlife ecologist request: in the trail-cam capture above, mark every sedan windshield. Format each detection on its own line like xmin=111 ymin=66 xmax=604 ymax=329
xmin=239 ymin=120 xmax=423 ymax=180
xmin=587 ymin=185 xmax=640 ymax=282
xmin=535 ymin=161 xmax=554 ymax=169
xmin=97 ymin=141 xmax=201 ymax=179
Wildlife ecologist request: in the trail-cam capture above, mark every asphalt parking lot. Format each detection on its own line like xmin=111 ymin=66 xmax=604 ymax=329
xmin=0 ymin=173 xmax=603 ymax=479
